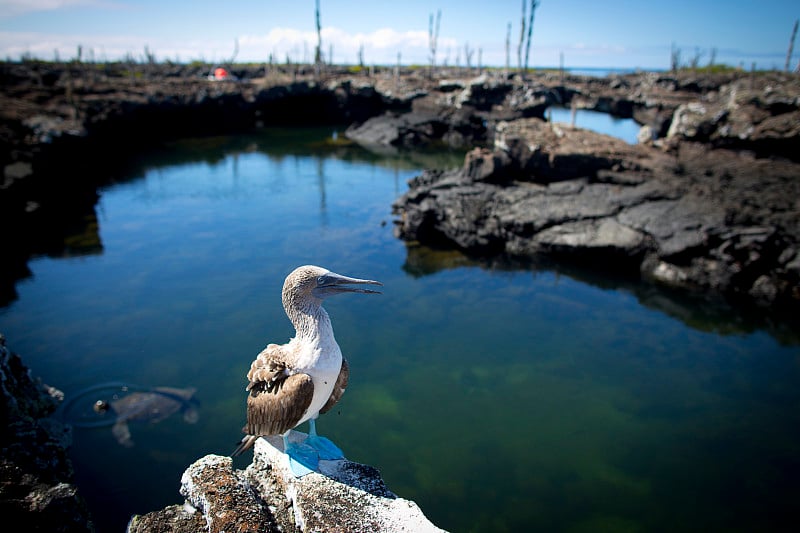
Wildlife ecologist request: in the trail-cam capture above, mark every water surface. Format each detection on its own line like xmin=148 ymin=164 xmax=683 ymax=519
xmin=547 ymin=106 xmax=642 ymax=144
xmin=1 ymin=129 xmax=798 ymax=533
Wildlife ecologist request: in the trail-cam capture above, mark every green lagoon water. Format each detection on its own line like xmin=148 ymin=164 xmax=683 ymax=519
xmin=1 ymin=128 xmax=798 ymax=532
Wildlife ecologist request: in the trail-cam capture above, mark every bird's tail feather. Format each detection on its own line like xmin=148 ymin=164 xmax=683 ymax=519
xmin=231 ymin=435 xmax=259 ymax=457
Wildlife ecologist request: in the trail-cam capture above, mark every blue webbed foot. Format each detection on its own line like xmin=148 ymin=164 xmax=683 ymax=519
xmin=283 ymin=438 xmax=318 ymax=477
xmin=307 ymin=418 xmax=345 ymax=460
xmin=306 ymin=435 xmax=344 ymax=460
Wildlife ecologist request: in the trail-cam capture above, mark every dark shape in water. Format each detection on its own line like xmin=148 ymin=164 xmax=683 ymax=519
xmin=60 ymin=383 xmax=200 ymax=447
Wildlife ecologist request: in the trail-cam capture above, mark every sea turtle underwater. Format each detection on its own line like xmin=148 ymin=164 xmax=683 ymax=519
xmin=92 ymin=386 xmax=199 ymax=447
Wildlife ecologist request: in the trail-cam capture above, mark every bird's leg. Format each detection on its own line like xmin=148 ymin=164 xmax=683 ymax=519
xmin=282 ymin=433 xmax=317 ymax=477
xmin=305 ymin=418 xmax=344 ymax=460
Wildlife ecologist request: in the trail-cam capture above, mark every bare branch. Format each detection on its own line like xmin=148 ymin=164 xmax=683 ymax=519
xmin=505 ymin=22 xmax=511 ymax=73
xmin=517 ymin=0 xmax=526 ymax=70
xmin=314 ymin=0 xmax=322 ymax=76
xmin=429 ymin=9 xmax=441 ymax=79
xmin=523 ymin=0 xmax=539 ymax=73
xmin=786 ymin=20 xmax=798 ymax=72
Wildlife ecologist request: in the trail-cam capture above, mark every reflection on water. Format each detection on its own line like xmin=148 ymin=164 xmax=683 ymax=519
xmin=1 ymin=128 xmax=798 ymax=533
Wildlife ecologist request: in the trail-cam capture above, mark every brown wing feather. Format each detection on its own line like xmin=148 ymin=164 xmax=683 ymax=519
xmin=319 ymin=357 xmax=349 ymax=415
xmin=231 ymin=343 xmax=314 ymax=457
xmin=246 ymin=343 xmax=285 ymax=390
xmin=242 ymin=341 xmax=314 ymax=436
xmin=245 ymin=373 xmax=314 ymax=436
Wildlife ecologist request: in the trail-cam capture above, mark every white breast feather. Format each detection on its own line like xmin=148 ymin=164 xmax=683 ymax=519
xmin=289 ymin=334 xmax=342 ymax=425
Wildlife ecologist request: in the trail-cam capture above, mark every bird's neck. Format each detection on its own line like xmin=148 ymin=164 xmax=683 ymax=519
xmin=286 ymin=301 xmax=342 ymax=372
xmin=289 ymin=302 xmax=335 ymax=345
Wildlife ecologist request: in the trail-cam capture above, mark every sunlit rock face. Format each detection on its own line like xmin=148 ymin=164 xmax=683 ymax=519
xmin=392 ymin=119 xmax=800 ymax=309
xmin=665 ymin=76 xmax=800 ymax=160
xmin=129 ymin=435 xmax=446 ymax=533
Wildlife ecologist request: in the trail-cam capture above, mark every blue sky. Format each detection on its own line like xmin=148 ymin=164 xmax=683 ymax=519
xmin=0 ymin=1 xmax=798 ymax=69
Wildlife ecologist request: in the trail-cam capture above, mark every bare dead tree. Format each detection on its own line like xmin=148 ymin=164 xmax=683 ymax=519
xmin=786 ymin=20 xmax=798 ymax=72
xmin=144 ymin=44 xmax=156 ymax=60
xmin=505 ymin=22 xmax=511 ymax=74
xmin=689 ymin=47 xmax=704 ymax=69
xmin=464 ymin=42 xmax=474 ymax=70
xmin=315 ymin=0 xmax=322 ymax=76
xmin=429 ymin=9 xmax=441 ymax=79
xmin=708 ymin=47 xmax=717 ymax=68
xmin=228 ymin=38 xmax=239 ymax=65
xmin=143 ymin=45 xmax=155 ymax=79
xmin=670 ymin=42 xmax=681 ymax=72
xmin=517 ymin=0 xmax=526 ymax=70
xmin=523 ymin=0 xmax=539 ymax=73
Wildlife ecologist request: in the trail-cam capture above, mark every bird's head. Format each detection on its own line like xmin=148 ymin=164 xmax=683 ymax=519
xmin=282 ymin=265 xmax=382 ymax=310
xmin=93 ymin=400 xmax=110 ymax=414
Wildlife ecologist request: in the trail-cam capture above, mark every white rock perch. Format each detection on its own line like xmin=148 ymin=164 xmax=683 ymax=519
xmin=127 ymin=431 xmax=446 ymax=533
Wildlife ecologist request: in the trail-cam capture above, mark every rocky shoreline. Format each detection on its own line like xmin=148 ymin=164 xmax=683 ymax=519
xmin=0 ymin=334 xmax=94 ymax=532
xmin=2 ymin=62 xmax=798 ymax=311
xmin=392 ymin=119 xmax=800 ymax=311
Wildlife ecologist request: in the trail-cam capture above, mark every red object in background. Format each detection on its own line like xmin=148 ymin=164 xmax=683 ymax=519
xmin=214 ymin=67 xmax=228 ymax=79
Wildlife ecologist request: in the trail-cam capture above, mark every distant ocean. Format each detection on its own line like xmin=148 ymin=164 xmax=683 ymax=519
xmin=559 ymin=66 xmax=665 ymax=77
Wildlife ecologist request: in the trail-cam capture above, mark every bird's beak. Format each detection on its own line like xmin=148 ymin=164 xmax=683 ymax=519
xmin=313 ymin=271 xmax=383 ymax=298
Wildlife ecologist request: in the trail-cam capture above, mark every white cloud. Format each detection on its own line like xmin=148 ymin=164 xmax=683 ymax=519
xmin=239 ymin=26 xmax=458 ymax=65
xmin=0 ymin=30 xmax=233 ymax=63
xmin=0 ymin=0 xmax=117 ymax=17
xmin=1 ymin=24 xmax=487 ymax=66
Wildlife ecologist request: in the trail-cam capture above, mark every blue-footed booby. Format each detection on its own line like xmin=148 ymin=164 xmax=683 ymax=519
xmin=231 ymin=265 xmax=382 ymax=476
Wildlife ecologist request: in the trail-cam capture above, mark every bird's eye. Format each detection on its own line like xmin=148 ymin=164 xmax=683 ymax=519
xmin=317 ymin=276 xmax=326 ymax=285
